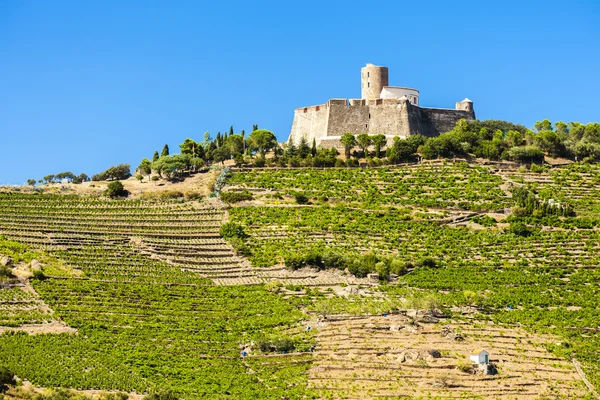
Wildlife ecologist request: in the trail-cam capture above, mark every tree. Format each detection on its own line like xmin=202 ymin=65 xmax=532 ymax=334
xmin=298 ymin=137 xmax=310 ymax=158
xmin=534 ymin=119 xmax=553 ymax=132
xmin=43 ymin=174 xmax=55 ymax=184
xmin=137 ymin=158 xmax=152 ymax=177
xmin=152 ymin=155 xmax=190 ymax=180
xmin=92 ymin=164 xmax=131 ymax=181
xmin=152 ymin=151 xmax=160 ymax=162
xmin=356 ymin=133 xmax=372 ymax=157
xmin=340 ymin=133 xmax=356 ymax=159
xmin=78 ymin=173 xmax=89 ymax=183
xmin=27 ymin=179 xmax=36 ymax=186
xmin=227 ymin=134 xmax=245 ymax=156
xmin=535 ymin=130 xmax=564 ymax=157
xmin=229 ymin=125 xmax=234 ymax=136
xmin=105 ymin=181 xmax=125 ymax=198
xmin=212 ymin=146 xmax=231 ymax=165
xmin=179 ymin=138 xmax=204 ymax=159
xmin=555 ymin=121 xmax=568 ymax=135
xmin=161 ymin=144 xmax=170 ymax=157
xmin=386 ymin=136 xmax=420 ymax=163
xmin=372 ymin=134 xmax=386 ymax=158
xmin=311 ymin=138 xmax=317 ymax=157
xmin=136 ymin=174 xmax=144 ymax=182
xmin=248 ymin=129 xmax=277 ymax=157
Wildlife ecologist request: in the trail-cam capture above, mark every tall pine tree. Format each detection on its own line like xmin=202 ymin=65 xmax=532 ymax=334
xmin=152 ymin=151 xmax=159 ymax=162
xmin=311 ymin=138 xmax=317 ymax=157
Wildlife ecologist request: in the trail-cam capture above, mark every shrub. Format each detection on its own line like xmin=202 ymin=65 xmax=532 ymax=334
xmin=104 ymin=181 xmax=125 ymax=198
xmin=220 ymin=190 xmax=254 ymax=203
xmin=32 ymin=269 xmax=46 ymax=280
xmin=389 ymin=259 xmax=407 ymax=275
xmin=219 ymin=222 xmax=247 ymax=239
xmin=143 ymin=390 xmax=178 ymax=400
xmin=253 ymin=157 xmax=266 ymax=167
xmin=0 ymin=367 xmax=16 ymax=393
xmin=471 ymin=215 xmax=497 ymax=226
xmin=294 ymin=193 xmax=309 ymax=204
xmin=0 ymin=265 xmax=13 ymax=278
xmin=416 ymin=257 xmax=438 ymax=268
xmin=92 ymin=164 xmax=131 ymax=181
xmin=158 ymin=190 xmax=184 ymax=200
xmin=456 ymin=360 xmax=474 ymax=373
xmin=508 ymin=221 xmax=533 ymax=237
xmin=284 ymin=253 xmax=306 ymax=270
xmin=228 ymin=237 xmax=251 ymax=257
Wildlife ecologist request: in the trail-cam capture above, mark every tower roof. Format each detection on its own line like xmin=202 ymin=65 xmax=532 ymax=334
xmin=460 ymin=98 xmax=473 ymax=103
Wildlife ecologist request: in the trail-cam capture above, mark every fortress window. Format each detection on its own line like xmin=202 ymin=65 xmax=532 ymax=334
xmin=367 ymin=72 xmax=370 ymax=77
xmin=368 ymin=113 xmax=371 ymax=119
xmin=368 ymin=82 xmax=370 ymax=88
xmin=303 ymin=108 xmax=307 ymax=113
xmin=316 ymin=106 xmax=320 ymax=111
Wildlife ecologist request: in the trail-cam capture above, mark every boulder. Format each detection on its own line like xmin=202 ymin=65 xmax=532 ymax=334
xmin=0 ymin=256 xmax=13 ymax=267
xmin=367 ymin=273 xmax=379 ymax=283
xmin=30 ymin=259 xmax=43 ymax=271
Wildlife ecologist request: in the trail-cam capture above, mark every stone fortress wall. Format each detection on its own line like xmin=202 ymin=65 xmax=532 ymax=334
xmin=288 ymin=64 xmax=476 ymax=148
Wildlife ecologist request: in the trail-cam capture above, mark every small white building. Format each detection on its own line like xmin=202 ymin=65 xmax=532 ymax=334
xmin=469 ymin=349 xmax=490 ymax=365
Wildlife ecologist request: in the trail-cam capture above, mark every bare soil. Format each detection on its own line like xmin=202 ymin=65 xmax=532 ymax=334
xmin=309 ymin=314 xmax=589 ymax=399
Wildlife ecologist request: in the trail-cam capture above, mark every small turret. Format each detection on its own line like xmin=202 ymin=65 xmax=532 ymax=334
xmin=456 ymin=98 xmax=474 ymax=113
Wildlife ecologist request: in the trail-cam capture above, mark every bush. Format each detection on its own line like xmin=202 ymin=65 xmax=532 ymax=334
xmin=32 ymin=269 xmax=46 ymax=280
xmin=0 ymin=367 xmax=15 ymax=393
xmin=219 ymin=222 xmax=247 ymax=239
xmin=471 ymin=215 xmax=497 ymax=227
xmin=389 ymin=259 xmax=407 ymax=275
xmin=508 ymin=221 xmax=533 ymax=237
xmin=416 ymin=257 xmax=438 ymax=268
xmin=104 ymin=181 xmax=125 ymax=198
xmin=0 ymin=265 xmax=13 ymax=278
xmin=158 ymin=190 xmax=184 ymax=200
xmin=143 ymin=390 xmax=178 ymax=400
xmin=220 ymin=190 xmax=254 ymax=203
xmin=284 ymin=253 xmax=306 ymax=270
xmin=92 ymin=164 xmax=131 ymax=181
xmin=294 ymin=193 xmax=309 ymax=204
xmin=228 ymin=237 xmax=251 ymax=257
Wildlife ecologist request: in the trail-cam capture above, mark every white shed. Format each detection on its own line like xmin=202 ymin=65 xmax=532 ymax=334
xmin=469 ymin=349 xmax=490 ymax=364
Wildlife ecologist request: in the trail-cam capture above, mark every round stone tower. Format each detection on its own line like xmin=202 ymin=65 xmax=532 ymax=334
xmin=456 ymin=98 xmax=474 ymax=112
xmin=361 ymin=64 xmax=388 ymax=100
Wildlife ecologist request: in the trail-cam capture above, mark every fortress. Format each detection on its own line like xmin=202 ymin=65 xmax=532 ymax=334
xmin=288 ymin=64 xmax=476 ymax=148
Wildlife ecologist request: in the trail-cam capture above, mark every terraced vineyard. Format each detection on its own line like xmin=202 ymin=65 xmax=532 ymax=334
xmin=310 ymin=315 xmax=588 ymax=399
xmin=223 ymin=161 xmax=600 ymax=397
xmin=0 ymin=193 xmax=316 ymax=398
xmin=1 ymin=160 xmax=600 ymax=399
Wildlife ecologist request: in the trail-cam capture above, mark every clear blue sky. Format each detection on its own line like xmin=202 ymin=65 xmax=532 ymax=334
xmin=1 ymin=1 xmax=599 ymax=184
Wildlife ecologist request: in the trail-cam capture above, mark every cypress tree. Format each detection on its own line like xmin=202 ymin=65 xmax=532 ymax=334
xmin=229 ymin=126 xmax=234 ymax=136
xmin=152 ymin=151 xmax=159 ymax=162
xmin=161 ymin=144 xmax=169 ymax=157
xmin=311 ymin=138 xmax=317 ymax=157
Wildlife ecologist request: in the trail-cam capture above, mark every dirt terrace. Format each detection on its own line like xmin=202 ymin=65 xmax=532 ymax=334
xmin=309 ymin=314 xmax=589 ymax=399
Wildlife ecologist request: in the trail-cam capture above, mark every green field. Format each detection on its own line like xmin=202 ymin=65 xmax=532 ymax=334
xmin=1 ymin=161 xmax=600 ymax=398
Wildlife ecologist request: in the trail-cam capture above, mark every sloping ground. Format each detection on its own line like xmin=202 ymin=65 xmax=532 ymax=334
xmin=0 ymin=194 xmax=315 ymax=398
xmin=310 ymin=315 xmax=589 ymax=399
